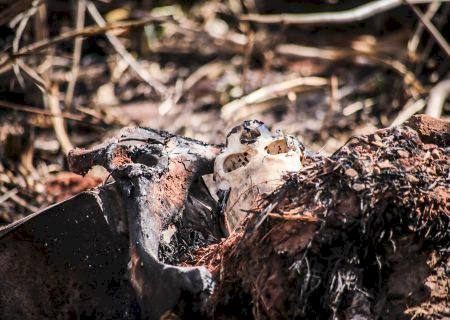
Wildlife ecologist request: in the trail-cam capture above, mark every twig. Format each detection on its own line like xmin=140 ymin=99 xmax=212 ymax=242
xmin=0 ymin=188 xmax=19 ymax=205
xmin=15 ymin=59 xmax=47 ymax=90
xmin=268 ymin=213 xmax=319 ymax=222
xmin=11 ymin=0 xmax=40 ymax=88
xmin=0 ymin=16 xmax=168 ymax=72
xmin=241 ymin=30 xmax=255 ymax=93
xmin=221 ymin=76 xmax=328 ymax=120
xmin=0 ymin=100 xmax=86 ymax=122
xmin=402 ymin=0 xmax=450 ymax=59
xmin=64 ymin=0 xmax=86 ymax=109
xmin=240 ymin=0 xmax=450 ymax=25
xmin=415 ymin=4 xmax=450 ymax=74
xmin=158 ymin=81 xmax=183 ymax=116
xmin=157 ymin=61 xmax=224 ymax=116
xmin=425 ymin=79 xmax=450 ymax=118
xmin=45 ymin=84 xmax=74 ymax=154
xmin=330 ymin=75 xmax=340 ymax=112
xmin=320 ymin=75 xmax=340 ymax=137
xmin=342 ymin=98 xmax=375 ymax=116
xmin=390 ymin=98 xmax=426 ymax=126
xmin=33 ymin=0 xmax=51 ymax=83
xmin=370 ymin=56 xmax=425 ymax=96
xmin=17 ymin=61 xmax=99 ymax=137
xmin=276 ymin=43 xmax=424 ymax=94
xmin=85 ymin=0 xmax=166 ymax=95
xmin=0 ymin=0 xmax=35 ymax=26
xmin=183 ymin=60 xmax=224 ymax=92
xmin=0 ymin=185 xmax=38 ymax=212
xmin=407 ymin=2 xmax=441 ymax=54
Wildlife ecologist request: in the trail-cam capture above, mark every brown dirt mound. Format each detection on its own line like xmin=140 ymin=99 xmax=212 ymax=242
xmin=193 ymin=118 xmax=449 ymax=319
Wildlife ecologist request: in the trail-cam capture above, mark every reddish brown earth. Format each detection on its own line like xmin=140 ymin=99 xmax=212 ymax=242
xmin=45 ymin=172 xmax=103 ymax=203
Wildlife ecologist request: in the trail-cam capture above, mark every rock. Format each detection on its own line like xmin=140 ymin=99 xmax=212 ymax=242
xmin=405 ymin=115 xmax=450 ymax=147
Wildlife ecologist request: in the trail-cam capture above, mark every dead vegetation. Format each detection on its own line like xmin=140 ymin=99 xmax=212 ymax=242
xmin=1 ymin=0 xmax=449 ymax=225
xmin=0 ymin=0 xmax=449 ymax=319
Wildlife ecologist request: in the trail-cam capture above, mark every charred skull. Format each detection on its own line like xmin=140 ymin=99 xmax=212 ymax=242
xmin=214 ymin=120 xmax=304 ymax=235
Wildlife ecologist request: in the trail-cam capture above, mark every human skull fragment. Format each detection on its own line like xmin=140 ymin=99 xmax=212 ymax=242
xmin=214 ymin=120 xmax=304 ymax=234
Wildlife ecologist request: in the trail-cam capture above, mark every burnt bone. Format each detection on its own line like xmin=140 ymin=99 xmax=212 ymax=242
xmin=68 ymin=126 xmax=222 ymax=319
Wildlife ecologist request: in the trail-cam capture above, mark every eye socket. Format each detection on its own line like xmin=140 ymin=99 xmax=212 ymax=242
xmin=223 ymin=153 xmax=250 ymax=173
xmin=265 ymin=139 xmax=289 ymax=155
xmin=240 ymin=129 xmax=261 ymax=144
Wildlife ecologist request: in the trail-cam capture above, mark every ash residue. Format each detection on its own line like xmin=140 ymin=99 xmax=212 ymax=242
xmin=159 ymin=226 xmax=217 ymax=266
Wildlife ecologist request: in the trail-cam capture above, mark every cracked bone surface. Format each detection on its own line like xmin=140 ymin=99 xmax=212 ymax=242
xmin=214 ymin=120 xmax=304 ymax=234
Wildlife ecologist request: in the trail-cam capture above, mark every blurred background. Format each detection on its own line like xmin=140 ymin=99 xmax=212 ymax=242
xmin=0 ymin=0 xmax=449 ymax=224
